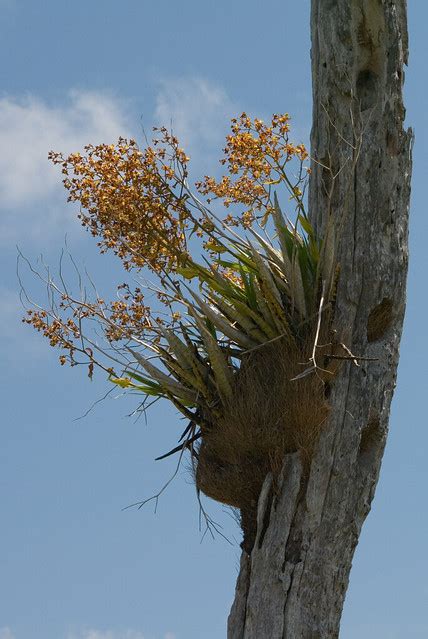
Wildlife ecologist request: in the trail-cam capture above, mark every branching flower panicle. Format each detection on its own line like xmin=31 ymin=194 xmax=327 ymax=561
xmin=49 ymin=130 xmax=191 ymax=273
xmin=197 ymin=113 xmax=309 ymax=227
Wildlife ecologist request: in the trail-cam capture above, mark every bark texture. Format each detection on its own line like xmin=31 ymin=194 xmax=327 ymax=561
xmin=228 ymin=1 xmax=412 ymax=637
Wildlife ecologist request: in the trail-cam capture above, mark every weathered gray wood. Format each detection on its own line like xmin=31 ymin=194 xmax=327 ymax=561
xmin=228 ymin=1 xmax=412 ymax=637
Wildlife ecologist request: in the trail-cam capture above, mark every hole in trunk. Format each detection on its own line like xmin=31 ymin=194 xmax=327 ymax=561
xmin=356 ymin=69 xmax=379 ymax=111
xmin=367 ymin=297 xmax=393 ymax=342
xmin=358 ymin=416 xmax=383 ymax=465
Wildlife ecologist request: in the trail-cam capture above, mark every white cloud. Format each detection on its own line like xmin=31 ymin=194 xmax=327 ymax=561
xmin=0 ymin=90 xmax=130 ymax=242
xmin=0 ymin=90 xmax=129 ymax=208
xmin=0 ymin=80 xmax=235 ymax=245
xmin=0 ymin=628 xmax=16 ymax=639
xmin=154 ymin=76 xmax=236 ymax=173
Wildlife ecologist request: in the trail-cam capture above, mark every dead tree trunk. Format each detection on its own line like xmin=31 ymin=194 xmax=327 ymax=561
xmin=228 ymin=1 xmax=412 ymax=637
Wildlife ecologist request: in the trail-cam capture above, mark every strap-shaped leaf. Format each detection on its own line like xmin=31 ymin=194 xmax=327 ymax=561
xmin=209 ymin=291 xmax=274 ymax=342
xmin=187 ymin=288 xmax=257 ymax=350
xmin=187 ymin=306 xmax=234 ymax=402
xmin=129 ymin=349 xmax=197 ymax=404
xmin=158 ymin=326 xmax=210 ymax=395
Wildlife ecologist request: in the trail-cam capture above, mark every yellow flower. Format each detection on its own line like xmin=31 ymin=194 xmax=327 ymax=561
xmin=110 ymin=377 xmax=133 ymax=388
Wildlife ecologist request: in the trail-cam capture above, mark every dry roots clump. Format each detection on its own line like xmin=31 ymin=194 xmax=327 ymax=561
xmin=196 ymin=333 xmax=333 ymax=551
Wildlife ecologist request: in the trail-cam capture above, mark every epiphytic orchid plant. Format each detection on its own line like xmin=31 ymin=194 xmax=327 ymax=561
xmin=23 ymin=113 xmax=338 ymax=544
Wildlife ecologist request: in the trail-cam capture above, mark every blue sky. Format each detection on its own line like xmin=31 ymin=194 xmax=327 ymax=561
xmin=0 ymin=1 xmax=426 ymax=638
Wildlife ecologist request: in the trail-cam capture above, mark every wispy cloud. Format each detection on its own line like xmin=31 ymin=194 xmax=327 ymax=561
xmin=0 ymin=90 xmax=131 ymax=242
xmin=0 ymin=628 xmax=16 ymax=639
xmin=154 ymin=76 xmax=236 ymax=174
xmin=0 ymin=79 xmax=236 ymax=246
